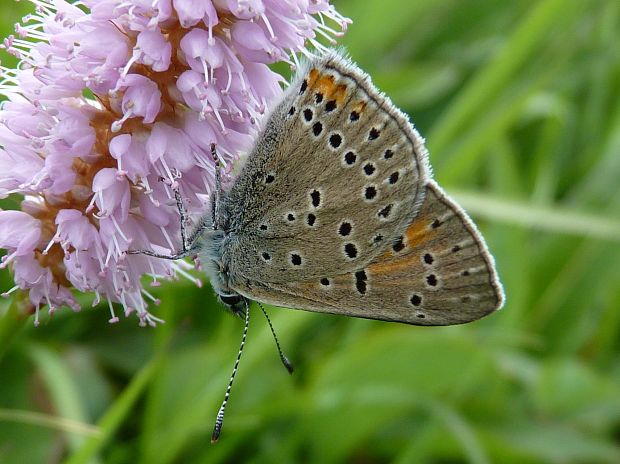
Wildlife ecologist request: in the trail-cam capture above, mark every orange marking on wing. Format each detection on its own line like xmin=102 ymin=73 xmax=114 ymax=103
xmin=330 ymin=84 xmax=348 ymax=105
xmin=351 ymin=100 xmax=367 ymax=114
xmin=314 ymin=74 xmax=335 ymax=92
xmin=367 ymin=218 xmax=436 ymax=275
xmin=367 ymin=250 xmax=420 ymax=274
xmin=309 ymin=73 xmax=349 ymax=105
xmin=405 ymin=215 xmax=435 ymax=248
xmin=307 ymin=68 xmax=320 ymax=87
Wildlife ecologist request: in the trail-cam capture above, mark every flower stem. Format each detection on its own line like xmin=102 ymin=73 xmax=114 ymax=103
xmin=0 ymin=291 xmax=32 ymax=361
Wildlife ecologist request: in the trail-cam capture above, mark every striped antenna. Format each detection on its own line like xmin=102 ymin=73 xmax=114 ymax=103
xmin=211 ymin=299 xmax=250 ymax=443
xmin=257 ymin=302 xmax=294 ymax=374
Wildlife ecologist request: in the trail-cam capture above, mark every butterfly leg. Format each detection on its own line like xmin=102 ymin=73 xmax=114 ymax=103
xmin=179 ymin=144 xmax=222 ymax=248
xmin=127 ymin=185 xmax=195 ymax=260
xmin=173 ymin=186 xmax=192 ymax=253
xmin=210 ymin=143 xmax=222 ymax=230
xmin=125 ymin=248 xmax=192 ymax=260
xmin=128 ymin=145 xmax=222 ymax=259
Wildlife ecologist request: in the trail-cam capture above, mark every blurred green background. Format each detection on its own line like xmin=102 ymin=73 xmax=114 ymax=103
xmin=1 ymin=0 xmax=620 ymax=463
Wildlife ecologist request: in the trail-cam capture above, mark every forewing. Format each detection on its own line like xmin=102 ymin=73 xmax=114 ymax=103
xmin=233 ymin=182 xmax=504 ymax=326
xmin=220 ymin=51 xmax=429 ymax=285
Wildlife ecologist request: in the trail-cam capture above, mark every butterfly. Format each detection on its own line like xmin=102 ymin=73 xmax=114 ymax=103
xmin=130 ymin=50 xmax=504 ymax=441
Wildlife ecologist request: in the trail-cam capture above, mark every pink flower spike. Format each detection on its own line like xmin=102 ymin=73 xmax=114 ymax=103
xmin=0 ymin=0 xmax=349 ymax=326
xmin=0 ymin=211 xmax=41 ymax=258
xmin=135 ymin=30 xmax=172 ymax=73
xmin=173 ymin=0 xmax=218 ymax=29
xmin=232 ymin=21 xmax=280 ymax=63
xmin=116 ymin=75 xmax=162 ymax=127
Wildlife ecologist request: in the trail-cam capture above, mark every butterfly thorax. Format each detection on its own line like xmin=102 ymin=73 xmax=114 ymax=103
xmin=195 ymin=225 xmax=247 ymax=315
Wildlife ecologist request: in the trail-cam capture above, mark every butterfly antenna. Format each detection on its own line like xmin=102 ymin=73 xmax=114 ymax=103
xmin=210 ymin=143 xmax=222 ymax=230
xmin=257 ymin=302 xmax=294 ymax=374
xmin=211 ymin=299 xmax=250 ymax=443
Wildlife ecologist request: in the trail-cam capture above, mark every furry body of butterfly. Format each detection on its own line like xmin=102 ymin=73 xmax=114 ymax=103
xmin=187 ymin=50 xmax=504 ymax=326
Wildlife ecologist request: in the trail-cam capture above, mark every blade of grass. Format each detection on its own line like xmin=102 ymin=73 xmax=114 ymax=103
xmin=436 ymin=17 xmax=588 ymax=186
xmin=27 ymin=344 xmax=90 ymax=453
xmin=0 ymin=408 xmax=101 ymax=437
xmin=434 ymin=86 xmax=534 ymax=184
xmin=450 ymin=190 xmax=620 ymax=241
xmin=526 ymin=192 xmax=620 ymax=340
xmin=428 ymin=400 xmax=490 ymax=464
xmin=65 ymin=351 xmax=164 ymax=464
xmin=429 ymin=0 xmax=576 ymax=155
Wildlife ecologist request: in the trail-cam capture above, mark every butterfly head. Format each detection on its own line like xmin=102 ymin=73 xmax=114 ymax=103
xmin=191 ymin=221 xmax=247 ymax=317
xmin=218 ymin=293 xmax=248 ymax=317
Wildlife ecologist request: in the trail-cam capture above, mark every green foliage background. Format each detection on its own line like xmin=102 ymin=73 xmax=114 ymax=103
xmin=1 ymin=1 xmax=620 ymax=462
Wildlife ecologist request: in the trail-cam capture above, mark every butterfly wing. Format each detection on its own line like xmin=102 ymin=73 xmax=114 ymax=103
xmin=219 ymin=51 xmax=429 ymax=285
xmin=232 ymin=181 xmax=504 ymax=326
